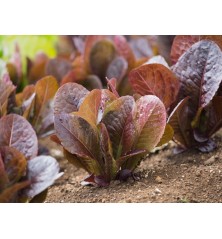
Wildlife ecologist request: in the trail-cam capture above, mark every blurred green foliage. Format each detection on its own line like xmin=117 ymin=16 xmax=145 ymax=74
xmin=0 ymin=35 xmax=58 ymax=60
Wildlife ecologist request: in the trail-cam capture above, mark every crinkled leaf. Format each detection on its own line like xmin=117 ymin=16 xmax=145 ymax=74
xmin=0 ymin=114 xmax=38 ymax=160
xmin=114 ymin=35 xmax=136 ymax=70
xmin=0 ymin=181 xmax=30 ymax=203
xmin=156 ymin=123 xmax=174 ymax=147
xmin=102 ymin=96 xmax=135 ymax=159
xmin=0 ymin=146 xmax=26 ymax=185
xmin=89 ymin=39 xmax=116 ymax=80
xmin=106 ymin=56 xmax=128 ymax=81
xmin=170 ymin=35 xmax=200 ymax=64
xmin=173 ymin=40 xmax=222 ymax=117
xmin=23 ymin=156 xmax=63 ymax=199
xmin=54 ymin=83 xmax=89 ymax=115
xmin=45 ymin=58 xmax=72 ymax=83
xmin=171 ymin=35 xmax=222 ymax=65
xmin=168 ymin=97 xmax=193 ymax=148
xmin=129 ymin=63 xmax=179 ymax=109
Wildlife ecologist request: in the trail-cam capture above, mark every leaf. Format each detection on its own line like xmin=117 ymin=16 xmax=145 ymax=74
xmin=54 ymin=83 xmax=89 ymax=115
xmin=196 ymin=139 xmax=216 ymax=153
xmin=23 ymin=156 xmax=63 ymax=199
xmin=33 ymin=76 xmax=59 ymax=128
xmin=168 ymin=97 xmax=193 ymax=148
xmin=102 ymin=96 xmax=135 ymax=159
xmin=129 ymin=63 xmax=179 ymax=109
xmin=173 ymin=40 xmax=222 ymax=117
xmin=45 ymin=57 xmax=72 ymax=83
xmin=124 ymin=95 xmax=166 ymax=170
xmin=27 ymin=53 xmax=49 ymax=83
xmin=89 ymin=39 xmax=116 ymax=80
xmin=54 ymin=113 xmax=102 ymax=172
xmin=81 ymin=174 xmax=109 ymax=187
xmin=0 ymin=74 xmax=16 ymax=116
xmin=0 ymin=146 xmax=26 ymax=185
xmin=146 ymin=55 xmax=170 ymax=69
xmin=114 ymin=35 xmax=136 ymax=70
xmin=82 ymin=75 xmax=103 ymax=90
xmin=106 ymin=56 xmax=128 ymax=81
xmin=129 ymin=37 xmax=153 ymax=59
xmin=0 ymin=181 xmax=30 ymax=203
xmin=84 ymin=36 xmax=105 ymax=72
xmin=76 ymin=89 xmax=117 ymax=128
xmin=170 ymin=35 xmax=200 ymax=64
xmin=0 ymin=114 xmax=38 ymax=160
xmin=133 ymin=95 xmax=167 ymax=151
xmin=0 ymin=153 xmax=8 ymax=191
xmin=99 ymin=123 xmax=117 ymax=181
xmin=63 ymin=149 xmax=91 ymax=173
xmin=29 ymin=189 xmax=48 ymax=203
xmin=156 ymin=124 xmax=174 ymax=147
xmin=201 ymin=96 xmax=222 ymax=137
xmin=116 ymin=149 xmax=146 ymax=168
xmin=106 ymin=78 xmax=120 ymax=97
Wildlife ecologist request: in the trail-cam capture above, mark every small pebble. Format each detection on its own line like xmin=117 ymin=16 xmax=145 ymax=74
xmin=155 ymin=176 xmax=163 ymax=184
xmin=204 ymin=156 xmax=216 ymax=165
xmin=154 ymin=188 xmax=162 ymax=194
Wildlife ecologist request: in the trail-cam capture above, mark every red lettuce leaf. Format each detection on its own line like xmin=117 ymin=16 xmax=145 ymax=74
xmin=54 ymin=83 xmax=89 ymax=115
xmin=23 ymin=156 xmax=63 ymax=199
xmin=173 ymin=40 xmax=222 ymax=118
xmin=129 ymin=63 xmax=179 ymax=109
xmin=0 ymin=146 xmax=26 ymax=185
xmin=0 ymin=114 xmax=38 ymax=160
xmin=168 ymin=97 xmax=194 ymax=149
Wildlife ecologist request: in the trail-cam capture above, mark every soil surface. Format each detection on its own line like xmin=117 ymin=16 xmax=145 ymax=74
xmin=44 ymin=132 xmax=222 ymax=203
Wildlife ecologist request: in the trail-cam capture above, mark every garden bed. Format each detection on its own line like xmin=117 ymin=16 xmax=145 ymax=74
xmin=45 ymin=131 xmax=222 ymax=203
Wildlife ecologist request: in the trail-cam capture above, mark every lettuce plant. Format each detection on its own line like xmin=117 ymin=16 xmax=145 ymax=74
xmin=0 ymin=114 xmax=63 ymax=203
xmin=53 ymin=82 xmax=166 ymax=186
xmin=0 ymin=73 xmax=59 ymax=138
xmin=169 ymin=40 xmax=222 ymax=152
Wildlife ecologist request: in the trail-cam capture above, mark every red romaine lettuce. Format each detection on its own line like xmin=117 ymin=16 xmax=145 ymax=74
xmin=0 ymin=114 xmax=63 ymax=203
xmin=169 ymin=39 xmax=222 ymax=152
xmin=54 ymin=82 xmax=166 ymax=186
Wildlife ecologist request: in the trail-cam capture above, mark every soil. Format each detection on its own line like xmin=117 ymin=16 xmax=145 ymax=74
xmin=43 ymin=132 xmax=222 ymax=203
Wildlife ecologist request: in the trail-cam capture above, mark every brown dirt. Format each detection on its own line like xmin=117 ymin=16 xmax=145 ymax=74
xmin=43 ymin=133 xmax=222 ymax=203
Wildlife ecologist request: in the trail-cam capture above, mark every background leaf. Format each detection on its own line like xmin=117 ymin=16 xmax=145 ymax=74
xmin=0 ymin=146 xmax=26 ymax=185
xmin=89 ymin=39 xmax=116 ymax=81
xmin=0 ymin=114 xmax=38 ymax=160
xmin=173 ymin=40 xmax=222 ymax=117
xmin=129 ymin=63 xmax=179 ymax=109
xmin=23 ymin=156 xmax=63 ymax=199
